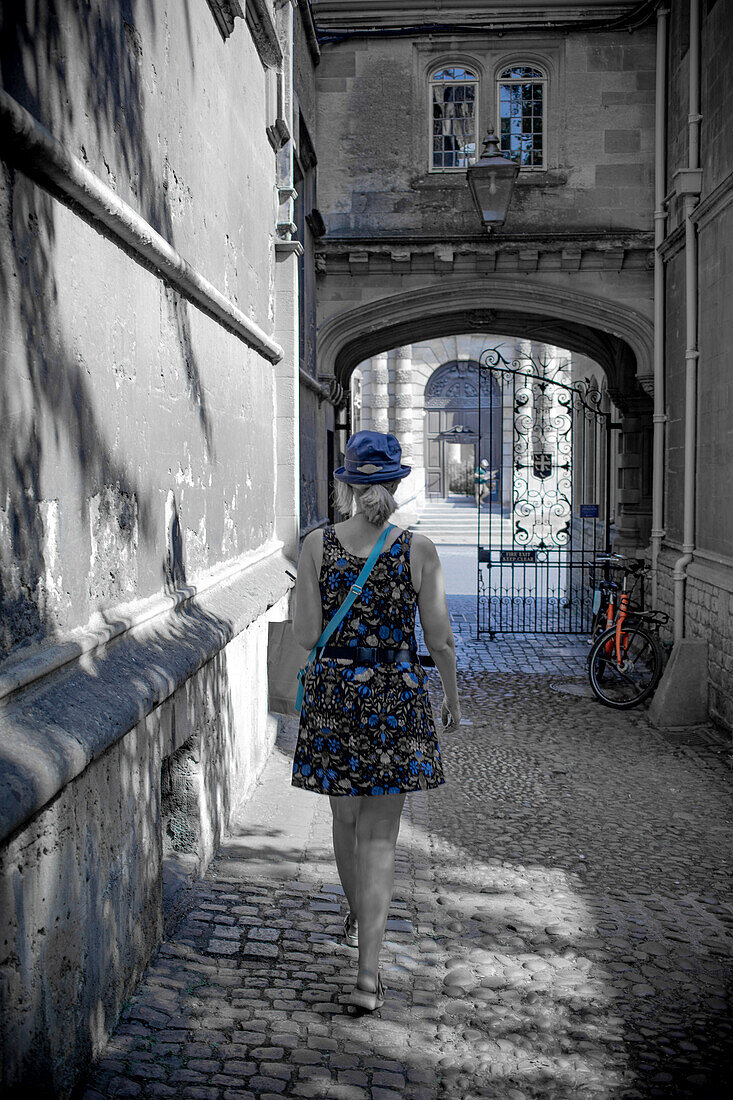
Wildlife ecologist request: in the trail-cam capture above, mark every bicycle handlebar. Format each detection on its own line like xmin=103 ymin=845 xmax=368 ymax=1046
xmin=594 ymin=554 xmax=647 ymax=575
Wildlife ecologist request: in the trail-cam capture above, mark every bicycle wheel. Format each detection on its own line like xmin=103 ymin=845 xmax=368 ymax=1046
xmin=588 ymin=623 xmax=664 ymax=708
xmin=587 ymin=600 xmax=613 ymax=681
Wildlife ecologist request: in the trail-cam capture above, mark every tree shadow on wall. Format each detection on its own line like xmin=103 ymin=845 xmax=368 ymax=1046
xmin=0 ymin=0 xmax=213 ymax=657
xmin=0 ymin=540 xmax=248 ymax=1099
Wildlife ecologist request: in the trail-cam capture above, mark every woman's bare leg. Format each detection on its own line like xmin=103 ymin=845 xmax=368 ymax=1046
xmin=355 ymin=792 xmax=406 ymax=990
xmin=329 ymin=796 xmax=359 ymax=915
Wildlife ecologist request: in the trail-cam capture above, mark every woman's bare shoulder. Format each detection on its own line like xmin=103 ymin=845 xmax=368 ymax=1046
xmin=301 ymin=527 xmax=325 ymax=552
xmin=299 ymin=527 xmax=326 ymax=570
xmin=409 ymin=532 xmax=439 ymax=561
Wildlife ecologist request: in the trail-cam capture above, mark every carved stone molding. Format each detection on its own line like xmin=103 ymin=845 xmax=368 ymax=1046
xmin=206 ymin=0 xmax=243 ymax=38
xmin=206 ymin=0 xmax=283 ymax=68
xmin=317 ymin=237 xmax=653 ymax=278
xmin=317 ymin=278 xmax=654 ymax=401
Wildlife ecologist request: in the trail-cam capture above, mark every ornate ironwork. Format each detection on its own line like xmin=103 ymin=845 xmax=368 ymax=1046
xmin=476 ymin=345 xmax=611 ymax=635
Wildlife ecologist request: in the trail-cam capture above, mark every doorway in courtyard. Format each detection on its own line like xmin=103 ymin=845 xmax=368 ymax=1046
xmin=424 ymin=360 xmax=502 ymax=500
xmin=476 ymin=346 xmax=611 ymax=636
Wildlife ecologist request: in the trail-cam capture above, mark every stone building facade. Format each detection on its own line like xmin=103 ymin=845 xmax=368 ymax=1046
xmin=651 ymin=0 xmax=733 ymax=730
xmin=310 ymin=0 xmax=733 ymax=726
xmin=0 ymin=1 xmax=317 ymax=1094
xmin=312 ymin=0 xmax=657 ymax=555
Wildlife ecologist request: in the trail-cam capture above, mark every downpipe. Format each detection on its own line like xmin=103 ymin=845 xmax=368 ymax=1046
xmin=671 ymin=0 xmax=701 ymax=644
xmin=651 ymin=5 xmax=669 ymax=607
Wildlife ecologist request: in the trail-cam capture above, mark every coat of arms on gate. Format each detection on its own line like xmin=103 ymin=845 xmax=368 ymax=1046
xmin=532 ymin=452 xmax=553 ymax=479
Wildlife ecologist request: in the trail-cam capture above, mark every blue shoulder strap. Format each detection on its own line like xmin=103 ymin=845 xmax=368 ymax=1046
xmin=295 ymin=524 xmax=396 ymax=713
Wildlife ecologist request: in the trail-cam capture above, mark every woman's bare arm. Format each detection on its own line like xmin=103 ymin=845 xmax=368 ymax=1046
xmin=412 ymin=534 xmax=460 ymax=727
xmin=292 ymin=531 xmax=324 ymax=650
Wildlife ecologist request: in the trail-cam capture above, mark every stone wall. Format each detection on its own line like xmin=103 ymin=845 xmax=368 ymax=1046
xmin=0 ymin=0 xmax=283 ymax=653
xmin=315 ymin=27 xmax=655 ymax=238
xmin=0 ymin=569 xmax=285 ymax=1098
xmin=0 ymin=1 xmax=298 ymax=1092
xmin=657 ymin=0 xmax=733 ymax=729
xmin=292 ymin=0 xmax=338 ymax=534
xmin=300 ymin=386 xmax=333 ymax=531
xmin=656 ymin=548 xmax=733 ymax=732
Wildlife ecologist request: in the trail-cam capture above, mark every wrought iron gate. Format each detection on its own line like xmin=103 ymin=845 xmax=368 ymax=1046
xmin=476 ymin=347 xmax=611 ymax=636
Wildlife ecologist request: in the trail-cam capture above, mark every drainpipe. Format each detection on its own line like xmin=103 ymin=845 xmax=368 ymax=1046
xmin=671 ymin=0 xmax=702 ymax=643
xmin=651 ymin=5 xmax=669 ymax=607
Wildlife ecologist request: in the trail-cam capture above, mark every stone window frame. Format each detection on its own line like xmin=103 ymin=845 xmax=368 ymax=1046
xmin=424 ymin=53 xmax=485 ymax=175
xmin=492 ymin=49 xmax=559 ymax=175
xmin=496 ymin=61 xmax=548 ymax=171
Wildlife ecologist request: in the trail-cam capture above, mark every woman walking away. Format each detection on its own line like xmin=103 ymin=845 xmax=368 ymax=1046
xmin=291 ymin=430 xmax=460 ymax=1013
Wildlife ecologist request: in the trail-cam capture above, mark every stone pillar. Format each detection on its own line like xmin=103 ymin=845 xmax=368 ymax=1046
xmin=371 ymin=351 xmax=389 ymax=434
xmin=358 ymin=360 xmax=371 ymax=431
xmin=272 ymin=0 xmax=299 ymax=559
xmin=611 ymin=394 xmax=652 ymax=553
xmin=392 ymin=345 xmax=414 ymax=459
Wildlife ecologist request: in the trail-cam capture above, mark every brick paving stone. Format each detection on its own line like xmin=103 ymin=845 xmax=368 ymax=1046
xmin=248 ymin=1075 xmax=288 ymax=1093
xmin=79 ymin=614 xmax=733 ymax=1100
xmin=108 ymin=1078 xmax=141 ymax=1097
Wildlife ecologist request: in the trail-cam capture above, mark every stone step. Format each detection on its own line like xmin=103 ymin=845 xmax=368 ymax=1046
xmin=409 ymin=499 xmax=514 ymax=543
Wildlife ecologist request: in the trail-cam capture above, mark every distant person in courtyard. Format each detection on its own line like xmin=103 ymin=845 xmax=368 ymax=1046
xmin=475 ymin=458 xmax=494 ymax=506
xmin=291 ymin=431 xmax=460 ymax=1014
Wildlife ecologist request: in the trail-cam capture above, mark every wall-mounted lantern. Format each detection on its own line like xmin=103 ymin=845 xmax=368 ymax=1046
xmin=466 ymin=128 xmax=519 ymax=232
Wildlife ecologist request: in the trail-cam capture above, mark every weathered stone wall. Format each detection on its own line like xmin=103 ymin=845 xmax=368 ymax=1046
xmin=0 ymin=1 xmax=298 ymax=1093
xmin=0 ymin=0 xmax=280 ymax=655
xmin=656 ymin=548 xmax=733 ymax=732
xmin=657 ymin=0 xmax=733 ymax=729
xmin=293 ymin=0 xmax=337 ymax=533
xmin=315 ymin=28 xmax=655 ymax=237
xmin=300 ymin=386 xmax=332 ymax=531
xmin=0 ymin=598 xmax=281 ymax=1098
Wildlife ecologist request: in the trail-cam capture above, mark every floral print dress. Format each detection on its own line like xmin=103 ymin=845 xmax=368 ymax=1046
xmin=291 ymin=526 xmax=445 ymax=797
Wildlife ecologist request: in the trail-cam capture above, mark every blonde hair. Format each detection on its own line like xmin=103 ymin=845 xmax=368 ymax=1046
xmin=334 ymin=479 xmax=399 ymax=526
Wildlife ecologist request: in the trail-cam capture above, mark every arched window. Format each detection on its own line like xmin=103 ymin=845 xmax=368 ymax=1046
xmin=430 ymin=66 xmax=478 ymax=171
xmin=497 ymin=65 xmax=546 ymax=168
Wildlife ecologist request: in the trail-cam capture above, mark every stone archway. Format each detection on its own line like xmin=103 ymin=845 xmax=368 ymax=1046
xmin=317 ymin=278 xmax=653 ymax=402
xmin=320 ymin=279 xmax=653 ymax=548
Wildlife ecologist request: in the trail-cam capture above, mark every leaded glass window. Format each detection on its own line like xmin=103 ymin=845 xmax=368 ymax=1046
xmin=497 ymin=65 xmax=546 ymax=168
xmin=430 ymin=66 xmax=477 ymax=170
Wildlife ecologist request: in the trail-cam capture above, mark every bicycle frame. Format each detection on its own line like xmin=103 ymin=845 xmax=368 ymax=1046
xmin=615 ymin=591 xmax=631 ymax=664
xmin=591 ymin=555 xmax=647 ymax=666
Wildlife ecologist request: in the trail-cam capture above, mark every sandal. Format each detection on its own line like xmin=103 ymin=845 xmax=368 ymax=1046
xmin=342 ymin=911 xmax=358 ymax=948
xmin=347 ymin=973 xmax=385 ymax=1014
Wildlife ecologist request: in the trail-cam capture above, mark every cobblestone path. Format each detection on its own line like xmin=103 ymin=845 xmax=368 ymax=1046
xmin=81 ymin=608 xmax=733 ymax=1100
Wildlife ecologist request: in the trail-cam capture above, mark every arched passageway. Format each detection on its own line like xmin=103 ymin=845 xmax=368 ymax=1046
xmin=318 ymin=279 xmax=653 ymax=403
xmin=352 ymin=334 xmax=616 ymax=633
xmin=319 ymin=279 xmax=653 ymax=553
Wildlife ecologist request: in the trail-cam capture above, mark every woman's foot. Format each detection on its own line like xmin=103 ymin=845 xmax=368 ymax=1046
xmin=347 ymin=972 xmax=385 ymax=1014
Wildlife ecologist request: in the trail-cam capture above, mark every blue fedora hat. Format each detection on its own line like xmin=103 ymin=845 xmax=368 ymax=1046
xmin=334 ymin=431 xmax=411 ymax=484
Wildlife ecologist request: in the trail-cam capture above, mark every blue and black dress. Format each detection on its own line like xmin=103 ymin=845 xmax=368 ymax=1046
xmin=291 ymin=526 xmax=445 ymax=797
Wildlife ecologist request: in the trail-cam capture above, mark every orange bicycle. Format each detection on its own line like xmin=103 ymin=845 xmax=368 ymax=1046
xmin=587 ymin=556 xmax=668 ymax=709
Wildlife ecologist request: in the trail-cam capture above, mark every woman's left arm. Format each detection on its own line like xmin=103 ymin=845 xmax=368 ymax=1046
xmin=292 ymin=531 xmax=323 ymax=650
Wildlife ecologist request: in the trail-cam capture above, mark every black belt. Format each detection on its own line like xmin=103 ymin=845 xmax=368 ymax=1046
xmin=319 ymin=645 xmax=434 ymax=667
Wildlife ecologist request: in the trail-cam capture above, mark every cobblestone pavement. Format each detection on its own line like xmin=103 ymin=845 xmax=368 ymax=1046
xmin=81 ymin=604 xmax=733 ymax=1100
